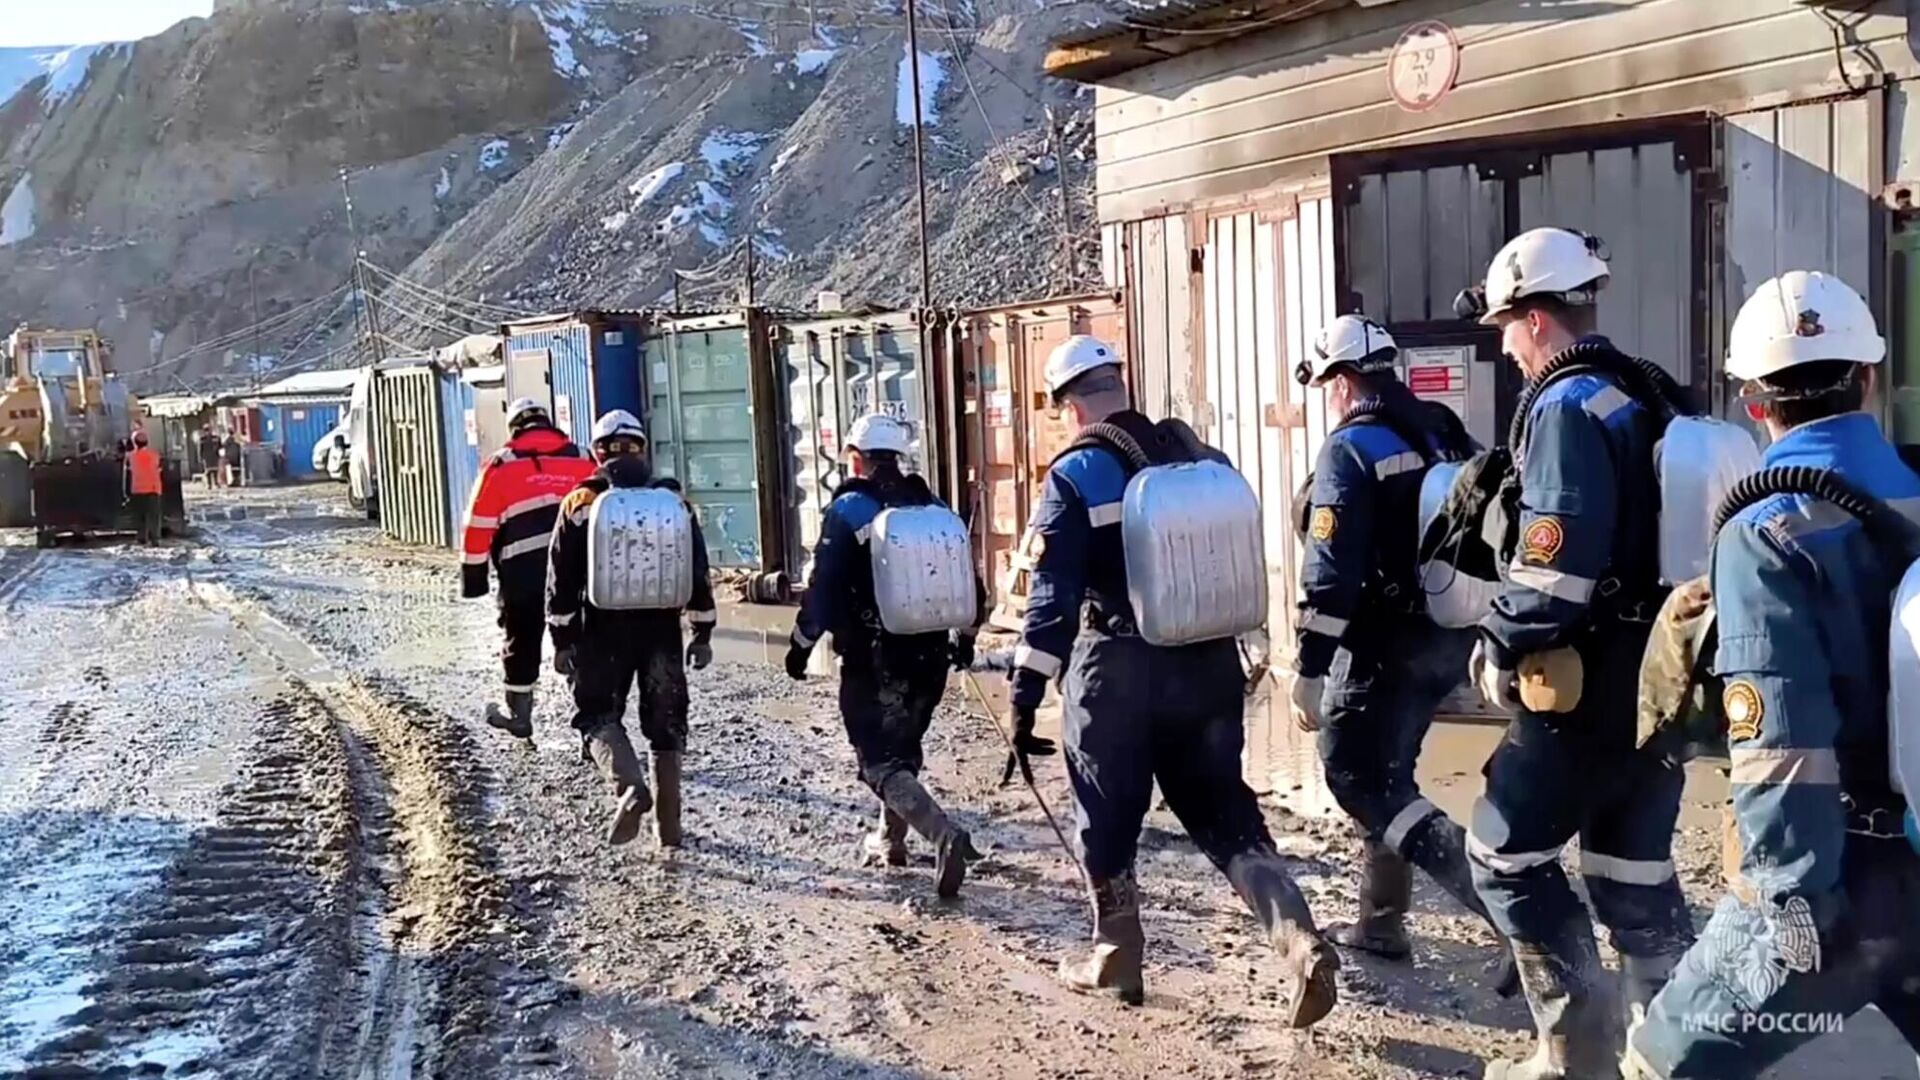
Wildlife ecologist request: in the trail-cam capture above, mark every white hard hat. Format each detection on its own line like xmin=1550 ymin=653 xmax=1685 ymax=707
xmin=590 ymin=408 xmax=646 ymax=444
xmin=1727 ymin=271 xmax=1884 ymax=382
xmin=846 ymin=412 xmax=910 ymax=455
xmin=1043 ymin=335 xmax=1122 ymax=396
xmin=1465 ymin=227 xmax=1611 ymax=325
xmin=1299 ymin=315 xmax=1397 ymax=386
xmin=506 ymin=396 xmax=548 ymax=428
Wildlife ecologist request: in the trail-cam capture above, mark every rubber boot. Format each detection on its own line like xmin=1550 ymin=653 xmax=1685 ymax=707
xmin=861 ymin=804 xmax=909 ymax=868
xmin=1619 ymin=953 xmax=1678 ymax=1029
xmin=1329 ymin=840 xmax=1413 ymax=960
xmin=484 ymin=690 xmax=534 ymax=739
xmin=1225 ymin=849 xmax=1340 ymax=1029
xmin=878 ymin=771 xmax=969 ymax=898
xmin=652 ymin=749 xmax=684 ymax=849
xmin=1483 ymin=942 xmax=1617 ymax=1080
xmin=583 ymin=721 xmax=652 ymax=846
xmin=1057 ymin=873 xmax=1146 ymax=1005
xmin=1401 ymin=818 xmax=1521 ymax=998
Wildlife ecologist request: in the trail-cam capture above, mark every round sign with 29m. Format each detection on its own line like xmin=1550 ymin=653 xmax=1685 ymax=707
xmin=1388 ymin=21 xmax=1461 ymax=114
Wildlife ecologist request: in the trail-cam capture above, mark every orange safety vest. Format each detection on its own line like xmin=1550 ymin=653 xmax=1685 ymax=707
xmin=128 ymin=446 xmax=162 ymax=496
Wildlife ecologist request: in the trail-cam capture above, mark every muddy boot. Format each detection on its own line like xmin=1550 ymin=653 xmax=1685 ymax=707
xmin=1484 ymin=942 xmax=1617 ymax=1080
xmin=861 ymin=804 xmax=909 ymax=868
xmin=1226 ymin=849 xmax=1340 ymax=1029
xmin=484 ymin=690 xmax=534 ymax=739
xmin=1058 ymin=873 xmax=1146 ymax=1005
xmin=1329 ymin=839 xmax=1413 ymax=960
xmin=878 ymin=771 xmax=969 ymax=898
xmin=583 ymin=721 xmax=652 ymax=846
xmin=1619 ymin=953 xmax=1679 ymax=1028
xmin=652 ymin=749 xmax=684 ymax=849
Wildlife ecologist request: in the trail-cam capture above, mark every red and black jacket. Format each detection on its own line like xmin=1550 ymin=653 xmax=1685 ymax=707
xmin=460 ymin=425 xmax=597 ymax=602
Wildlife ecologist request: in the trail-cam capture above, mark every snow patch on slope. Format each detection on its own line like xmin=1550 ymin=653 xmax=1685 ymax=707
xmin=792 ymin=48 xmax=836 ymax=75
xmin=629 ymin=163 xmax=685 ymax=204
xmin=40 ymin=44 xmax=114 ymax=106
xmin=699 ymin=130 xmax=766 ymax=176
xmin=480 ymin=140 xmax=511 ymax=170
xmin=895 ymin=45 xmax=946 ymax=126
xmin=1 ymin=174 xmax=36 ymax=247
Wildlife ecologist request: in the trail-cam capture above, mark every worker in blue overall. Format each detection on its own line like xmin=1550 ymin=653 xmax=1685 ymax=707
xmin=1457 ymin=228 xmax=1696 ymax=1079
xmin=1009 ymin=335 xmax=1338 ymax=1025
xmin=1624 ymin=272 xmax=1920 ymax=1077
xmin=785 ymin=412 xmax=987 ymax=898
xmin=1290 ymin=314 xmax=1516 ymax=992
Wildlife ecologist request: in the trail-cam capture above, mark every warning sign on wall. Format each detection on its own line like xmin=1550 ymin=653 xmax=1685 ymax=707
xmin=1402 ymin=345 xmax=1470 ymax=419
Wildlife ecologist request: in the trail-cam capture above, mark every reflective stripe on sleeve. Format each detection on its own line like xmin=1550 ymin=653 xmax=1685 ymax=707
xmin=855 ymin=524 xmax=873 ymax=543
xmin=461 ymin=551 xmax=490 ymax=566
xmin=1087 ymin=502 xmax=1123 ymax=528
xmin=547 ymin=611 xmax=576 ymax=627
xmin=1584 ymin=386 xmax=1632 ymax=423
xmin=466 ymin=514 xmax=498 ymax=529
xmin=500 ymin=492 xmax=563 ymax=522
xmin=1467 ymin=833 xmax=1565 ymax=875
xmin=1580 ymin=851 xmax=1677 ymax=886
xmin=792 ymin=626 xmax=818 ymax=648
xmin=1014 ymin=644 xmax=1063 ymax=678
xmin=688 ymin=609 xmax=717 ymax=624
xmin=1508 ymin=563 xmax=1597 ymax=603
xmin=1729 ymin=747 xmax=1841 ymax=787
xmin=502 ymin=682 xmax=536 ymax=693
xmin=1374 ymin=451 xmax=1425 ymax=480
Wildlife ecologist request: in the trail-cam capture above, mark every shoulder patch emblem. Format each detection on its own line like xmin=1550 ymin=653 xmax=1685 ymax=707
xmin=1723 ymin=680 xmax=1764 ymax=742
xmin=1521 ymin=517 xmax=1565 ymax=565
xmin=1309 ymin=507 xmax=1337 ymax=542
xmin=561 ymin=488 xmax=598 ymax=517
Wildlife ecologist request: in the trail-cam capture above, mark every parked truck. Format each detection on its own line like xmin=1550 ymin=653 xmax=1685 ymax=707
xmin=0 ymin=327 xmax=185 ymax=545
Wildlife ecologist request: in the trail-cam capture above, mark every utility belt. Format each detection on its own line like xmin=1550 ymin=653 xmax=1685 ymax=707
xmin=1083 ymin=603 xmax=1141 ymax=639
xmin=1588 ymin=572 xmax=1666 ymax=627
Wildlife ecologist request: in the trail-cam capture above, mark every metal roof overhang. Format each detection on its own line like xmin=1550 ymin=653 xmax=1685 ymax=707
xmin=1044 ymin=0 xmax=1410 ymax=82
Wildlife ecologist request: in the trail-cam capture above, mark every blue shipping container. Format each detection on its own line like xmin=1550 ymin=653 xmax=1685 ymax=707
xmin=279 ymin=403 xmax=344 ymax=477
xmin=503 ymin=312 xmax=648 ymax=446
xmin=439 ymin=374 xmax=480 ymax=547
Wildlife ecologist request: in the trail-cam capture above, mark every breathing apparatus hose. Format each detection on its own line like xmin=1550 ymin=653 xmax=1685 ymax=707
xmin=960 ymin=670 xmax=1090 ymax=898
xmin=1713 ymin=466 xmax=1919 ymax=554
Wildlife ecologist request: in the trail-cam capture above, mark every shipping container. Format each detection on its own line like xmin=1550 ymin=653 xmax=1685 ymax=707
xmin=262 ymin=403 xmax=344 ymax=478
xmin=440 ymin=374 xmax=481 ymax=543
xmin=219 ymin=405 xmax=266 ymax=444
xmin=645 ymin=310 xmax=786 ymax=573
xmin=369 ymin=362 xmax=458 ymax=548
xmin=775 ymin=311 xmax=935 ymax=574
xmin=462 ymin=364 xmax=509 ymax=463
xmin=503 ymin=311 xmax=649 ymax=443
xmin=953 ymin=294 xmax=1128 ymax=629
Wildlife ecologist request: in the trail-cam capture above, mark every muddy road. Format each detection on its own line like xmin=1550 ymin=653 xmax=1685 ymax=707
xmin=0 ymin=483 xmax=1911 ymax=1079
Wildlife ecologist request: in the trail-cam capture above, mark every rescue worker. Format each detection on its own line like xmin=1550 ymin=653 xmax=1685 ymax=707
xmin=1290 ymin=315 xmax=1516 ymax=991
xmin=125 ymin=429 xmax=163 ymax=545
xmin=1010 ymin=335 xmax=1339 ymax=1023
xmin=1624 ymin=273 xmax=1920 ymax=1078
xmin=197 ymin=425 xmax=221 ymax=490
xmin=1458 ymin=228 xmax=1695 ymax=1078
xmin=782 ymin=413 xmax=986 ymax=897
xmin=460 ymin=397 xmax=597 ymax=740
xmin=547 ymin=409 xmax=716 ymax=848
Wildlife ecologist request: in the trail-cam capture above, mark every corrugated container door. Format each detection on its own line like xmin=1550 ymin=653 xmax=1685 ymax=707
xmin=588 ymin=315 xmax=646 ymax=421
xmin=649 ymin=320 xmax=760 ymax=569
xmin=438 ymin=373 xmax=480 ymax=548
xmin=778 ymin=323 xmax=846 ymax=578
xmin=258 ymin=405 xmax=284 ymax=450
xmin=470 ymin=383 xmax=508 ymax=461
xmin=281 ymin=404 xmax=342 ymax=477
xmin=547 ymin=323 xmax=593 ymax=443
xmin=371 ymin=367 xmax=450 ymax=548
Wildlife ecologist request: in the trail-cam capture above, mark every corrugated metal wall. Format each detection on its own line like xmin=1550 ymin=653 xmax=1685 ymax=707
xmin=592 ymin=315 xmax=647 ymax=422
xmin=648 ymin=315 xmax=765 ymax=570
xmin=777 ymin=314 xmax=927 ymax=574
xmin=1123 ymin=215 xmax=1198 ymax=423
xmin=505 ymin=322 xmax=593 ymax=443
xmin=370 ymin=366 xmax=451 ymax=548
xmin=439 ymin=374 xmax=480 ymax=547
xmin=277 ymin=403 xmax=343 ymax=477
xmin=1726 ymin=96 xmax=1877 ymax=317
xmin=1091 ymin=0 xmax=1917 ymax=223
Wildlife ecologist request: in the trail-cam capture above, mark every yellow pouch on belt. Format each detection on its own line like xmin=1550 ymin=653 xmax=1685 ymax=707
xmin=1518 ymin=647 xmax=1584 ymax=714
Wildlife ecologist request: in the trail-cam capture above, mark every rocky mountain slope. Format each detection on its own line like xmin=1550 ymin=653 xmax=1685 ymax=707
xmin=0 ymin=0 xmax=1100 ymax=389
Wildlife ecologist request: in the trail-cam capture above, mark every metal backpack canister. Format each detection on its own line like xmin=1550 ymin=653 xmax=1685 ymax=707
xmin=1122 ymin=455 xmax=1268 ymax=648
xmin=587 ymin=487 xmax=696 ymax=610
xmin=869 ymin=503 xmax=976 ymax=635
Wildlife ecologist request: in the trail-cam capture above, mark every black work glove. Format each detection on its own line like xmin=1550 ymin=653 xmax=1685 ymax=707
xmin=949 ymin=631 xmax=976 ymax=672
xmin=460 ymin=564 xmax=489 ymax=600
xmin=785 ymin=638 xmax=813 ymax=681
xmin=686 ymin=627 xmax=713 ymax=671
xmin=553 ymin=646 xmax=575 ymax=677
xmin=1000 ymin=702 xmax=1058 ymax=787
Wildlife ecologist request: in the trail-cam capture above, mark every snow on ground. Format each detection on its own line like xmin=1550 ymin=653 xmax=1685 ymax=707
xmin=544 ymin=0 xmax=621 ymax=47
xmin=694 ymin=181 xmax=733 ymax=220
xmin=753 ymin=234 xmax=792 ymax=261
xmin=895 ymin=45 xmax=947 ymax=126
xmin=657 ymin=204 xmax=696 ymax=232
xmin=769 ymin=143 xmax=800 ymax=178
xmin=791 ymin=48 xmax=836 ymax=75
xmin=629 ymin=162 xmax=685 ymax=204
xmin=39 ymin=43 xmax=111 ymax=106
xmin=699 ymin=130 xmax=766 ymax=175
xmin=479 ymin=140 xmax=511 ymax=171
xmin=699 ymin=223 xmax=727 ymax=247
xmin=547 ymin=122 xmax=577 ymax=150
xmin=1 ymin=173 xmax=36 ymax=247
xmin=600 ymin=210 xmax=630 ymax=233
xmin=737 ymin=25 xmax=771 ymax=57
xmin=434 ymin=166 xmax=453 ymax=200
xmin=534 ymin=3 xmax=590 ymax=77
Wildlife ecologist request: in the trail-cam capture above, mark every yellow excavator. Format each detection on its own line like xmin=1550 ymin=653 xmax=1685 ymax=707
xmin=0 ymin=327 xmax=184 ymax=545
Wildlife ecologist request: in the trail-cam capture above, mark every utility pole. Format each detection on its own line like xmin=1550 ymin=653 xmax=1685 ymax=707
xmin=339 ymin=166 xmax=385 ymax=362
xmin=249 ymin=254 xmax=262 ymax=375
xmin=903 ymin=0 xmax=934 ymax=318
xmin=744 ymin=235 xmax=757 ymax=309
xmin=1047 ymin=105 xmax=1075 ymax=294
